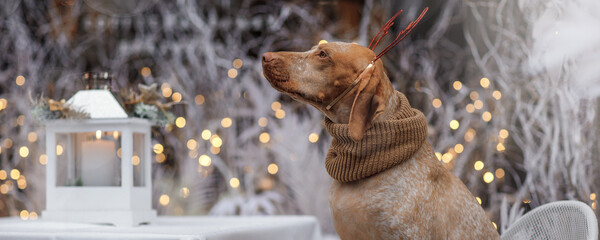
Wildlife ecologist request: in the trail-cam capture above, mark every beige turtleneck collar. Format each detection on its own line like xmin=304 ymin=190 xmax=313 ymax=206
xmin=323 ymin=92 xmax=428 ymax=182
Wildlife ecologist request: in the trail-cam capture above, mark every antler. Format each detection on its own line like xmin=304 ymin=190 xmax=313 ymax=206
xmin=369 ymin=7 xmax=429 ymax=62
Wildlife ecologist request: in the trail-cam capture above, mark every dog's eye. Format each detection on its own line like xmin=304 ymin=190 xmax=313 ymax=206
xmin=318 ymin=51 xmax=328 ymax=58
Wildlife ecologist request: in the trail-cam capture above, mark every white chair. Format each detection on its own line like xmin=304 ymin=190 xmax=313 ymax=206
xmin=501 ymin=200 xmax=598 ymax=240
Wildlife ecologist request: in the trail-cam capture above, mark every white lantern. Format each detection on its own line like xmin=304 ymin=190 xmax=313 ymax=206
xmin=42 ymin=73 xmax=156 ymax=226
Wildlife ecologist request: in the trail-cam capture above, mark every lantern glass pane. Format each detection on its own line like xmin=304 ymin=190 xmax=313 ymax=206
xmin=133 ymin=132 xmax=145 ymax=187
xmin=55 ymin=131 xmax=122 ymax=187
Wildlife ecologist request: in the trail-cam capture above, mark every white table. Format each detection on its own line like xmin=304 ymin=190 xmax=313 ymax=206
xmin=0 ymin=216 xmax=322 ymax=240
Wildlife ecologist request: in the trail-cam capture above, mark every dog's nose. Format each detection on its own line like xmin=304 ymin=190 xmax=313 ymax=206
xmin=262 ymin=52 xmax=275 ymax=63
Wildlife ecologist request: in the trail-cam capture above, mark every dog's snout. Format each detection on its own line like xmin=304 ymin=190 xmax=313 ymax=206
xmin=262 ymin=52 xmax=275 ymax=63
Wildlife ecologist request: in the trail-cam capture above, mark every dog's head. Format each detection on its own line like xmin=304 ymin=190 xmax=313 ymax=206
xmin=262 ymin=42 xmax=392 ymax=141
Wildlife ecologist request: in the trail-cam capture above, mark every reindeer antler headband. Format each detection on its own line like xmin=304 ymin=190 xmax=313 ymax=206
xmin=326 ymin=7 xmax=429 ymax=111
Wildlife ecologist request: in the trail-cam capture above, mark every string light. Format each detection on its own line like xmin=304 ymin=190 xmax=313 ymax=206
xmin=259 ymin=178 xmax=274 ymax=190
xmin=0 ymin=98 xmax=6 ymax=110
xmin=523 ymin=199 xmax=531 ymax=204
xmin=29 ymin=212 xmax=38 ymax=220
xmin=483 ymin=172 xmax=494 ymax=183
xmin=275 ymin=109 xmax=286 ymax=119
xmin=199 ymin=155 xmax=211 ymax=167
xmin=466 ymin=104 xmax=475 ymax=113
xmin=480 ymin=77 xmax=490 ymax=88
xmin=229 ymin=178 xmax=240 ymax=188
xmin=17 ymin=176 xmax=27 ymax=189
xmin=308 ymin=133 xmax=319 ymax=143
xmin=258 ymin=117 xmax=268 ymax=127
xmin=113 ymin=131 xmax=119 ymax=139
xmin=496 ymin=143 xmax=505 ymax=152
xmin=493 ymin=90 xmax=502 ymax=100
xmin=464 ymin=128 xmax=476 ymax=142
xmin=259 ymin=132 xmax=270 ymax=143
xmin=0 ymin=170 xmax=6 ymax=180
xmin=227 ymin=69 xmax=238 ymax=78
xmin=155 ymin=153 xmax=166 ymax=163
xmin=19 ymin=146 xmax=29 ymax=158
xmin=492 ymin=222 xmax=497 ymax=229
xmin=474 ymin=100 xmax=483 ymax=109
xmin=56 ymin=144 xmax=64 ymax=155
xmin=195 ymin=94 xmax=205 ymax=105
xmin=0 ymin=184 xmax=8 ymax=194
xmin=10 ymin=169 xmax=20 ymax=180
xmin=470 ymin=91 xmax=479 ymax=100
xmin=452 ymin=81 xmax=462 ymax=90
xmin=175 ymin=117 xmax=186 ymax=128
xmin=140 ymin=67 xmax=151 ymax=77
xmin=495 ymin=168 xmax=505 ymax=179
xmin=441 ymin=153 xmax=453 ymax=163
xmin=161 ymin=83 xmax=173 ymax=98
xmin=221 ymin=117 xmax=233 ymax=128
xmin=180 ymin=187 xmax=190 ymax=198
xmin=201 ymin=129 xmax=212 ymax=140
xmin=482 ymin=111 xmax=492 ymax=122
xmin=271 ymin=101 xmax=281 ymax=111
xmin=132 ymin=155 xmax=141 ymax=166
xmin=20 ymin=210 xmax=29 ymax=220
xmin=591 ymin=193 xmax=597 ymax=201
xmin=3 ymin=139 xmax=12 ymax=148
xmin=233 ymin=59 xmax=243 ymax=69
xmin=474 ymin=161 xmax=484 ymax=171
xmin=499 ymin=129 xmax=509 ymax=139
xmin=16 ymin=76 xmax=25 ymax=86
xmin=449 ymin=120 xmax=459 ymax=130
xmin=432 ymin=98 xmax=442 ymax=108
xmin=172 ymin=92 xmax=182 ymax=102
xmin=435 ymin=152 xmax=442 ymax=161
xmin=159 ymin=194 xmax=170 ymax=206
xmin=27 ymin=132 xmax=37 ymax=142
xmin=186 ymin=139 xmax=197 ymax=150
xmin=267 ymin=163 xmax=279 ymax=175
xmin=318 ymin=40 xmax=328 ymax=45
xmin=210 ymin=146 xmax=221 ymax=154
xmin=454 ymin=144 xmax=464 ymax=154
xmin=476 ymin=197 xmax=482 ymax=205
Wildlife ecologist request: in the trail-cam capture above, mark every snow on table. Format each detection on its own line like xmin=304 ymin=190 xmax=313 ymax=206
xmin=0 ymin=215 xmax=322 ymax=240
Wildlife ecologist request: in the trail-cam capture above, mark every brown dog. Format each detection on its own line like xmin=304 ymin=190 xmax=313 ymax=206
xmin=262 ymin=42 xmax=500 ymax=239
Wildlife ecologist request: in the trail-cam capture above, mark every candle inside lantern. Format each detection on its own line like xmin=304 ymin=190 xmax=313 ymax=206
xmin=81 ymin=130 xmax=117 ymax=186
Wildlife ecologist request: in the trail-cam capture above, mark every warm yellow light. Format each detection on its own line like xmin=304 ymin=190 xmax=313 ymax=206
xmin=39 ymin=154 xmax=47 ymax=165
xmin=271 ymin=101 xmax=281 ymax=111
xmin=201 ymin=129 xmax=212 ymax=140
xmin=591 ymin=193 xmax=597 ymax=201
xmin=492 ymin=222 xmax=497 ymax=229
xmin=221 ymin=117 xmax=233 ymax=128
xmin=199 ymin=155 xmax=211 ymax=167
xmin=432 ymin=98 xmax=442 ymax=108
xmin=27 ymin=132 xmax=37 ymax=143
xmin=233 ymin=58 xmax=243 ymax=69
xmin=16 ymin=115 xmax=25 ymax=126
xmin=229 ymin=177 xmax=240 ymax=188
xmin=474 ymin=161 xmax=484 ymax=171
xmin=476 ymin=197 xmax=482 ymax=205
xmin=592 ymin=202 xmax=597 ymax=210
xmin=195 ymin=94 xmax=205 ymax=105
xmin=162 ymin=87 xmax=173 ymax=98
xmin=495 ymin=168 xmax=505 ymax=179
xmin=186 ymin=139 xmax=197 ymax=150
xmin=159 ymin=194 xmax=170 ymax=206
xmin=496 ymin=143 xmax=505 ymax=152
xmin=0 ymin=170 xmax=6 ymax=180
xmin=435 ymin=152 xmax=442 ymax=161
xmin=308 ymin=133 xmax=319 ymax=143
xmin=95 ymin=130 xmax=102 ymax=140
xmin=464 ymin=128 xmax=476 ymax=142
xmin=258 ymin=117 xmax=268 ymax=127
xmin=318 ymin=40 xmax=328 ymax=45
xmin=55 ymin=144 xmax=64 ymax=156
xmin=474 ymin=100 xmax=483 ymax=109
xmin=175 ymin=117 xmax=186 ymax=128
xmin=117 ymin=148 xmax=122 ymax=158
xmin=140 ymin=67 xmax=151 ymax=77
xmin=3 ymin=139 xmax=12 ymax=148
xmin=19 ymin=210 xmax=29 ymax=220
xmin=523 ymin=199 xmax=531 ymax=204
xmin=153 ymin=143 xmax=164 ymax=154
xmin=449 ymin=120 xmax=459 ymax=130
xmin=210 ymin=146 xmax=221 ymax=154
xmin=17 ymin=176 xmax=27 ymax=189
xmin=454 ymin=144 xmax=464 ymax=154
xmin=470 ymin=91 xmax=479 ymax=100
xmin=466 ymin=104 xmax=475 ymax=113
xmin=0 ymin=184 xmax=8 ymax=194
xmin=499 ymin=129 xmax=509 ymax=139
xmin=441 ymin=153 xmax=453 ymax=163
xmin=480 ymin=77 xmax=490 ymax=88
xmin=155 ymin=153 xmax=166 ymax=163
xmin=482 ymin=111 xmax=492 ymax=122
xmin=483 ymin=172 xmax=494 ymax=183
xmin=29 ymin=212 xmax=38 ymax=220
xmin=259 ymin=178 xmax=274 ymax=190
xmin=132 ymin=155 xmax=141 ymax=166
xmin=18 ymin=146 xmax=29 ymax=158
xmin=211 ymin=136 xmax=223 ymax=148
xmin=267 ymin=163 xmax=279 ymax=175
xmin=0 ymin=98 xmax=6 ymax=110
xmin=227 ymin=68 xmax=238 ymax=79
xmin=452 ymin=81 xmax=462 ymax=90
xmin=180 ymin=187 xmax=190 ymax=198
xmin=16 ymin=76 xmax=25 ymax=86
xmin=259 ymin=132 xmax=270 ymax=143
xmin=275 ymin=109 xmax=286 ymax=119
xmin=172 ymin=92 xmax=182 ymax=103
xmin=493 ymin=90 xmax=502 ymax=100
xmin=10 ymin=169 xmax=20 ymax=180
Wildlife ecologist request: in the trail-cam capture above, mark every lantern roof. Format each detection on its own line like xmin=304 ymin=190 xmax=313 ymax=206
xmin=67 ymin=89 xmax=128 ymax=119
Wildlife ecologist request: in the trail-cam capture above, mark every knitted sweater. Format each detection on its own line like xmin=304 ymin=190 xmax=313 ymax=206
xmin=323 ymin=92 xmax=428 ymax=182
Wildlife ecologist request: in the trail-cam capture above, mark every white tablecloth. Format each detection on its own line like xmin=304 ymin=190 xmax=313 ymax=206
xmin=0 ymin=216 xmax=322 ymax=240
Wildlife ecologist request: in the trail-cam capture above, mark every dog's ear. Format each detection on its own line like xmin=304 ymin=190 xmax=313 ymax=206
xmin=348 ymin=63 xmax=387 ymax=142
